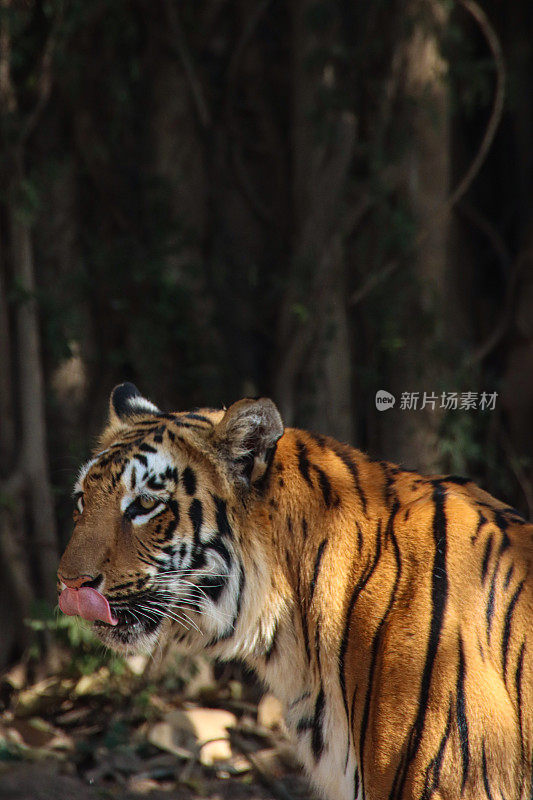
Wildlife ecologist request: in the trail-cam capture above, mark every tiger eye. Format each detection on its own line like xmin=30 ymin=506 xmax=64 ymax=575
xmin=139 ymin=495 xmax=157 ymax=510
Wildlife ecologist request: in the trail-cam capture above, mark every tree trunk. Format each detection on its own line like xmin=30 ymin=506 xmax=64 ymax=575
xmin=274 ymin=0 xmax=355 ymax=439
xmin=378 ymin=0 xmax=451 ymax=472
xmin=0 ymin=249 xmax=33 ymax=667
xmin=301 ymin=234 xmax=355 ymax=442
xmin=10 ymin=196 xmax=59 ymax=602
xmin=0 ymin=253 xmax=15 ymax=469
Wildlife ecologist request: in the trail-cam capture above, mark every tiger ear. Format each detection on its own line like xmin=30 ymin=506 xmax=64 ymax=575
xmin=109 ymin=383 xmax=160 ymax=424
xmin=213 ymin=398 xmax=284 ymax=488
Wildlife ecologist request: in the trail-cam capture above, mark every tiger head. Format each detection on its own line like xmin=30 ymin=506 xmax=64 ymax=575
xmin=57 ymin=383 xmax=284 ymax=655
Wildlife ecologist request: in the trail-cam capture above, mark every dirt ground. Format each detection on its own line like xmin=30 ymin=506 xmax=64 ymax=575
xmin=0 ymin=762 xmax=303 ymax=800
xmin=0 ymin=654 xmax=316 ymax=800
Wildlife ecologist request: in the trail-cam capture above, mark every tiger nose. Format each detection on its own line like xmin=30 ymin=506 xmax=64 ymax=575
xmin=58 ymin=573 xmax=101 ymax=590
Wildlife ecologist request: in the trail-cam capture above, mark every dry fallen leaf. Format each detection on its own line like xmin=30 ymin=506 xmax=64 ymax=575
xmin=257 ymin=694 xmax=284 ymax=731
xmin=148 ymin=707 xmax=238 ymax=766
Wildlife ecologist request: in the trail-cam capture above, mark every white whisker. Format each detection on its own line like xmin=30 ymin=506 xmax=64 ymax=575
xmin=135 ymin=606 xmax=160 ymax=625
xmin=154 ymin=583 xmax=226 ymax=598
xmin=153 ymin=572 xmax=228 ymax=583
xmin=137 ymin=603 xmax=202 ymax=634
xmin=138 ymin=601 xmax=204 ymax=632
xmin=144 ymin=592 xmax=233 ymax=622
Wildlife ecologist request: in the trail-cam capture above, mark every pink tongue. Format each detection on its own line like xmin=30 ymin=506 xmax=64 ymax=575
xmin=59 ymin=587 xmax=118 ymax=625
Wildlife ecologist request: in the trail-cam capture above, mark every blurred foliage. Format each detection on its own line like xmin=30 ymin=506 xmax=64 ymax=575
xmin=25 ymin=602 xmax=127 ymax=677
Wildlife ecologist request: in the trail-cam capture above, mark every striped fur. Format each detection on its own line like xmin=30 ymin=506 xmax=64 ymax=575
xmin=58 ymin=387 xmax=533 ymax=800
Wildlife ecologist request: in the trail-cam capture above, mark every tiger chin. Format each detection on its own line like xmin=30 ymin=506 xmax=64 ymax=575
xmin=58 ymin=382 xmax=533 ymax=800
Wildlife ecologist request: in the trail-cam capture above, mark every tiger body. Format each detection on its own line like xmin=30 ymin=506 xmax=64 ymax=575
xmin=58 ymin=385 xmax=533 ymax=800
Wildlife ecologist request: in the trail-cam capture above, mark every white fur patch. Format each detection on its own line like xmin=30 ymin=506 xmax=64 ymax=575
xmin=126 ymin=396 xmax=160 ymax=414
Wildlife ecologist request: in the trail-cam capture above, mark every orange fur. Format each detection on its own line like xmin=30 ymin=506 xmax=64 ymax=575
xmin=58 ymin=390 xmax=533 ymax=800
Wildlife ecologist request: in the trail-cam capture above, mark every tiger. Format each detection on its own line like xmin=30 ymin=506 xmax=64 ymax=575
xmin=57 ymin=382 xmax=533 ymax=800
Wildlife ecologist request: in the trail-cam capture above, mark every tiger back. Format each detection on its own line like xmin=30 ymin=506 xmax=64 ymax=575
xmin=58 ymin=383 xmax=533 ymax=800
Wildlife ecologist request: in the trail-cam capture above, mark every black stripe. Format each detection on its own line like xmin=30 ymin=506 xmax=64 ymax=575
xmin=381 ymin=462 xmax=397 ymax=505
xmin=133 ymin=453 xmax=148 ymax=467
xmin=214 ymin=496 xmax=234 ymax=538
xmin=315 ymin=466 xmax=332 ymax=507
xmin=301 ymin=606 xmax=311 ymax=662
xmin=349 ymin=682 xmax=358 ymax=768
xmin=443 ymin=474 xmax=471 ymax=486
xmin=456 ymin=636 xmax=470 ymax=793
xmin=185 ymin=412 xmax=213 ymax=424
xmin=225 ymin=561 xmax=245 ymax=640
xmin=206 ymin=536 xmax=232 ymax=568
xmin=421 ymin=702 xmax=453 ymax=800
xmin=289 ymin=691 xmax=311 ymax=709
xmin=356 ymin=521 xmax=363 ymax=552
xmin=137 ymin=543 xmax=158 ymax=561
xmin=111 ymin=463 xmax=126 ymax=488
xmin=182 ymin=467 xmax=197 ymax=496
xmin=486 ymin=567 xmax=497 ymax=642
xmin=504 ymin=564 xmax=514 ymax=590
xmin=471 ymin=511 xmax=487 ymax=543
xmin=196 ymin=574 xmax=226 ymax=602
xmin=137 ymin=551 xmax=159 ymax=567
xmin=112 ymin=579 xmax=136 ymax=592
xmin=139 ymin=442 xmax=157 ymax=453
xmin=311 ymin=688 xmax=326 ymax=761
xmin=482 ymin=535 xmax=493 ymax=582
xmin=188 ymin=499 xmax=203 ymax=543
xmin=160 ymin=518 xmax=178 ymax=542
xmin=494 ymin=511 xmax=511 ymax=551
xmin=125 ymin=499 xmax=163 ymax=521
xmin=314 ymin=618 xmax=322 ymax=678
xmin=502 ymin=581 xmax=525 ymax=678
xmin=173 ymin=419 xmax=209 ymax=430
xmin=353 ymin=768 xmax=360 ymax=799
xmin=309 ymin=539 xmax=328 ymax=604
xmin=297 ymin=521 xmax=311 ymax=662
xmin=390 ymin=483 xmax=448 ymax=800
xmin=190 ymin=549 xmax=206 ymax=572
xmin=516 ymin=641 xmax=525 ymax=765
xmin=163 ymin=465 xmax=178 ymax=484
xmin=297 ymin=716 xmax=313 ymax=733
xmin=340 ymin=524 xmax=383 ymax=771
xmin=329 ymin=440 xmax=368 ymax=514
xmin=499 ymin=531 xmax=511 ymax=555
xmin=359 ymin=506 xmax=401 ymax=798
xmin=296 ymin=440 xmax=313 ymax=487
xmin=207 ymin=562 xmax=245 ymax=644
xmin=233 ymin=562 xmax=246 ymax=625
xmin=265 ymin=620 xmax=279 ymax=662
xmin=482 ymin=742 xmax=494 ymax=800
xmin=433 ymin=702 xmax=453 ymax=793
xmin=168 ymin=499 xmax=180 ymax=522
xmin=308 ymin=432 xmax=327 ymax=448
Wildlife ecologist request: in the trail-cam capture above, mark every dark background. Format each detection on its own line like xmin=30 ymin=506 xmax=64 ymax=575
xmin=1 ymin=0 xmax=532 ymax=668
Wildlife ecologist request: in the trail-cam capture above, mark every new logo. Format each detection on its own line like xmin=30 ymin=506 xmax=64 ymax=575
xmin=375 ymin=390 xmax=396 ymax=410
